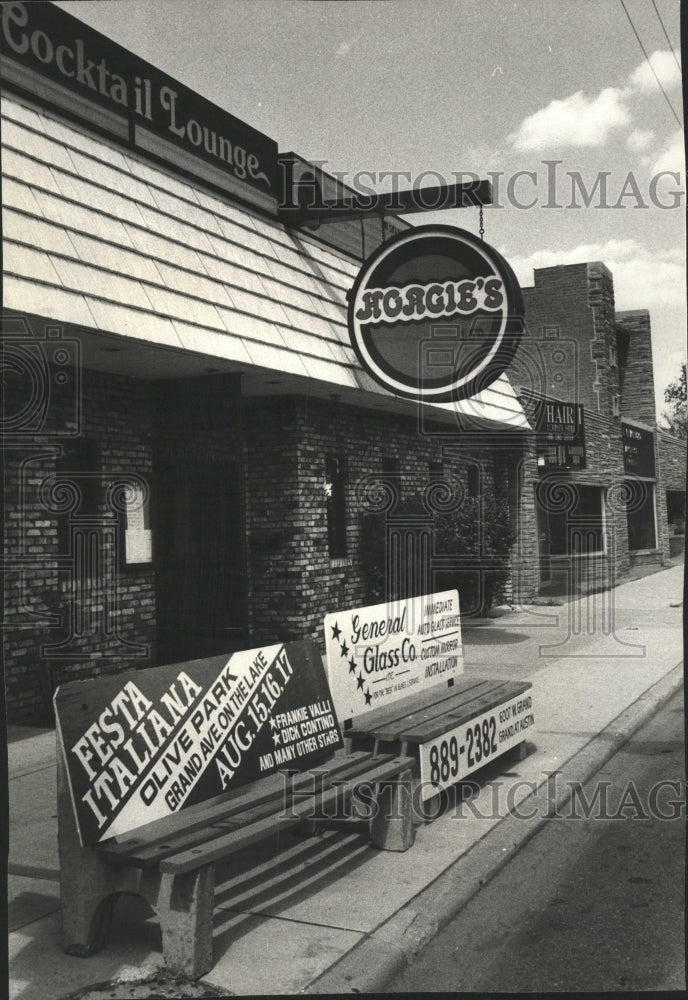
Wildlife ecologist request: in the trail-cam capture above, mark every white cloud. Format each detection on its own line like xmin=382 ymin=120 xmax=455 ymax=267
xmin=628 ymin=49 xmax=682 ymax=92
xmin=507 ymin=240 xmax=686 ymax=311
xmin=626 ymin=128 xmax=654 ymax=152
xmin=335 ymin=41 xmax=352 ymax=58
xmin=508 ymin=49 xmax=682 ymax=153
xmin=508 ymin=88 xmax=630 ymax=151
xmin=652 ymin=130 xmax=685 ymax=176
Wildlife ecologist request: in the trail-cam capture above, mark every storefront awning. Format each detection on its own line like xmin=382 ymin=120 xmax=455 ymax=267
xmin=2 ymin=91 xmax=531 ymax=433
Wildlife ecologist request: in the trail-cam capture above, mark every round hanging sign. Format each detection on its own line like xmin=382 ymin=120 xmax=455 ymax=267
xmin=347 ymin=224 xmax=524 ymax=402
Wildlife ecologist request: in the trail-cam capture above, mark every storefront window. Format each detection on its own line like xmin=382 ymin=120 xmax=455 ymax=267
xmin=541 ymin=483 xmax=605 ymax=556
xmin=666 ymin=490 xmax=685 ymax=534
xmin=56 ymin=439 xmax=100 ymax=554
xmin=325 ymin=454 xmax=347 ymax=559
xmin=626 ymin=481 xmax=656 ymax=551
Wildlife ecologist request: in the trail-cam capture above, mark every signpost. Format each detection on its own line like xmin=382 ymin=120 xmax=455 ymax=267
xmin=278 ymin=176 xmax=493 ymax=227
xmin=54 ymin=640 xmax=343 ymax=845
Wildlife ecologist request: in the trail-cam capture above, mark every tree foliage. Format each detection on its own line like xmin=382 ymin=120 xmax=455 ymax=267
xmin=660 ymin=363 xmax=687 ymax=439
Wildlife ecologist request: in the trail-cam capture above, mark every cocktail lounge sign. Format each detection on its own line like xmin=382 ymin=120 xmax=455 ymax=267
xmin=0 ymin=2 xmax=277 ymax=197
xmin=347 ymin=225 xmax=524 ymax=402
xmin=55 ymin=640 xmax=343 ymax=846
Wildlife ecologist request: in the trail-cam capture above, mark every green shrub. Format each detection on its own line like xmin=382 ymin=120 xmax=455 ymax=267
xmin=359 ymin=492 xmax=516 ymax=615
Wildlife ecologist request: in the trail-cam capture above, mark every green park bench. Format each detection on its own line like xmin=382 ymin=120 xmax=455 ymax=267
xmin=324 ymin=590 xmax=535 ymax=817
xmin=54 ymin=640 xmax=415 ymax=978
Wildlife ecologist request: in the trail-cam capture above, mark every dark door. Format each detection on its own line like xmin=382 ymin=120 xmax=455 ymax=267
xmin=154 ymin=458 xmax=247 ymax=664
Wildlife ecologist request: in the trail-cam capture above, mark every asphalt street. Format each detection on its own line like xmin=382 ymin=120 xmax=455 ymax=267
xmin=388 ymin=685 xmax=686 ymax=993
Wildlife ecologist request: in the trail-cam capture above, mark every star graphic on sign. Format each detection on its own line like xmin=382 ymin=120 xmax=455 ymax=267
xmin=364 ymin=688 xmax=372 ymax=706
xmin=348 ymin=656 xmax=356 ymax=674
xmin=269 ymin=716 xmax=279 ymax=730
xmin=331 ymin=622 xmax=342 ymax=641
xmin=272 ymin=730 xmax=281 ymax=746
xmin=357 ymin=672 xmax=365 ymax=691
xmin=340 ymin=640 xmax=349 ymax=657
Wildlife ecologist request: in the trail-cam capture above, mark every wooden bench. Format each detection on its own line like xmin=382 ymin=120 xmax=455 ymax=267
xmin=54 ymin=641 xmax=416 ymax=977
xmin=324 ymin=591 xmax=535 ymax=816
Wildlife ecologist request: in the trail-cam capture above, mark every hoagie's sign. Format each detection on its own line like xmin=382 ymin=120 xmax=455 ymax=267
xmin=355 ymin=275 xmax=506 ymax=325
xmin=348 ymin=225 xmax=523 ymax=402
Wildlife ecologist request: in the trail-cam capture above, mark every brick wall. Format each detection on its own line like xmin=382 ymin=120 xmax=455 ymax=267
xmin=519 ymin=394 xmax=631 ymax=591
xmin=513 ymin=261 xmax=623 ymax=422
xmin=5 ymin=365 xmax=536 ymax=722
xmin=4 ymin=359 xmax=156 ymax=724
xmin=587 ymin=262 xmax=621 ymax=422
xmin=510 ymin=261 xmax=675 ymax=588
xmin=655 ymin=430 xmax=686 ymax=559
xmin=502 ymin=437 xmax=540 ymax=602
xmin=243 ymin=396 xmax=537 ymax=648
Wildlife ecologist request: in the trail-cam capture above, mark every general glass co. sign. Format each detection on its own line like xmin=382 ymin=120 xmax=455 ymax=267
xmin=347 ymin=225 xmax=524 ymax=402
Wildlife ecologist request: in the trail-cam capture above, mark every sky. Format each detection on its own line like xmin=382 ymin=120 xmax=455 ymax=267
xmin=57 ymin=0 xmax=686 ymax=418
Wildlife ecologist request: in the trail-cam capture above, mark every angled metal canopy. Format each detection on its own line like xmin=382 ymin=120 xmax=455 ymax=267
xmin=278 ymin=178 xmax=493 ymax=228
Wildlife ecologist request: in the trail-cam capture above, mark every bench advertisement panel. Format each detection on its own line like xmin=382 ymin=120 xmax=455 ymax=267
xmin=55 ymin=640 xmax=343 ymax=845
xmin=325 ymin=590 xmax=463 ymax=720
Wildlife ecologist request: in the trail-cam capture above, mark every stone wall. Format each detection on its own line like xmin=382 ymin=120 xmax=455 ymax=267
xmin=510 ymin=261 xmax=675 ymax=592
xmin=657 ymin=431 xmax=687 ymax=492
xmin=617 ymin=310 xmax=656 ymax=425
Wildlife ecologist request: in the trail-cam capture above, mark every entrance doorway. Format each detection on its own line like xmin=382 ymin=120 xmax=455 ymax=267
xmin=155 ymin=460 xmax=247 ymax=663
xmin=153 ymin=375 xmax=247 ymax=664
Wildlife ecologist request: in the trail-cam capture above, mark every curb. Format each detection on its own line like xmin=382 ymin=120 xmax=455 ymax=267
xmin=302 ymin=661 xmax=684 ymax=994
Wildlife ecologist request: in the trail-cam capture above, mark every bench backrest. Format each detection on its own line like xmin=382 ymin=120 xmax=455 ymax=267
xmin=54 ymin=640 xmax=343 ymax=846
xmin=324 ymin=590 xmax=463 ymax=722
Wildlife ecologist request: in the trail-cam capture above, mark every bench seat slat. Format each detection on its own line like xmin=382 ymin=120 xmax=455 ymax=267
xmin=98 ymin=750 xmax=378 ymax=863
xmin=345 ymin=676 xmax=488 ymax=733
xmin=397 ymin=681 xmax=532 ymax=741
xmin=349 ymin=680 xmax=532 ymax=742
xmin=159 ymin=755 xmax=414 ymax=875
xmin=105 ymin=753 xmax=383 ymax=867
xmin=347 ymin=681 xmax=496 ymax=740
xmin=99 ymin=752 xmax=412 ymax=868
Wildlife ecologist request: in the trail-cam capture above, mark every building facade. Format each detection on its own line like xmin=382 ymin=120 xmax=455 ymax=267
xmin=510 ymin=261 xmax=686 ymax=596
xmin=2 ymin=3 xmax=534 ymax=724
xmin=3 ymin=4 xmax=683 ymax=726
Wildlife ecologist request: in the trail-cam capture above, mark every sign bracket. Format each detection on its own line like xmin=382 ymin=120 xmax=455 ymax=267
xmin=279 ymin=178 xmax=493 ymax=229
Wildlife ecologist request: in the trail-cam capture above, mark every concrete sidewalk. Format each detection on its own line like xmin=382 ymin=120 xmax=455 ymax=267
xmin=7 ymin=564 xmax=684 ymax=998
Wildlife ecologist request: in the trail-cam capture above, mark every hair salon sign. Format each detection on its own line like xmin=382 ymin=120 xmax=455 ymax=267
xmin=347 ymin=225 xmax=524 ymax=402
